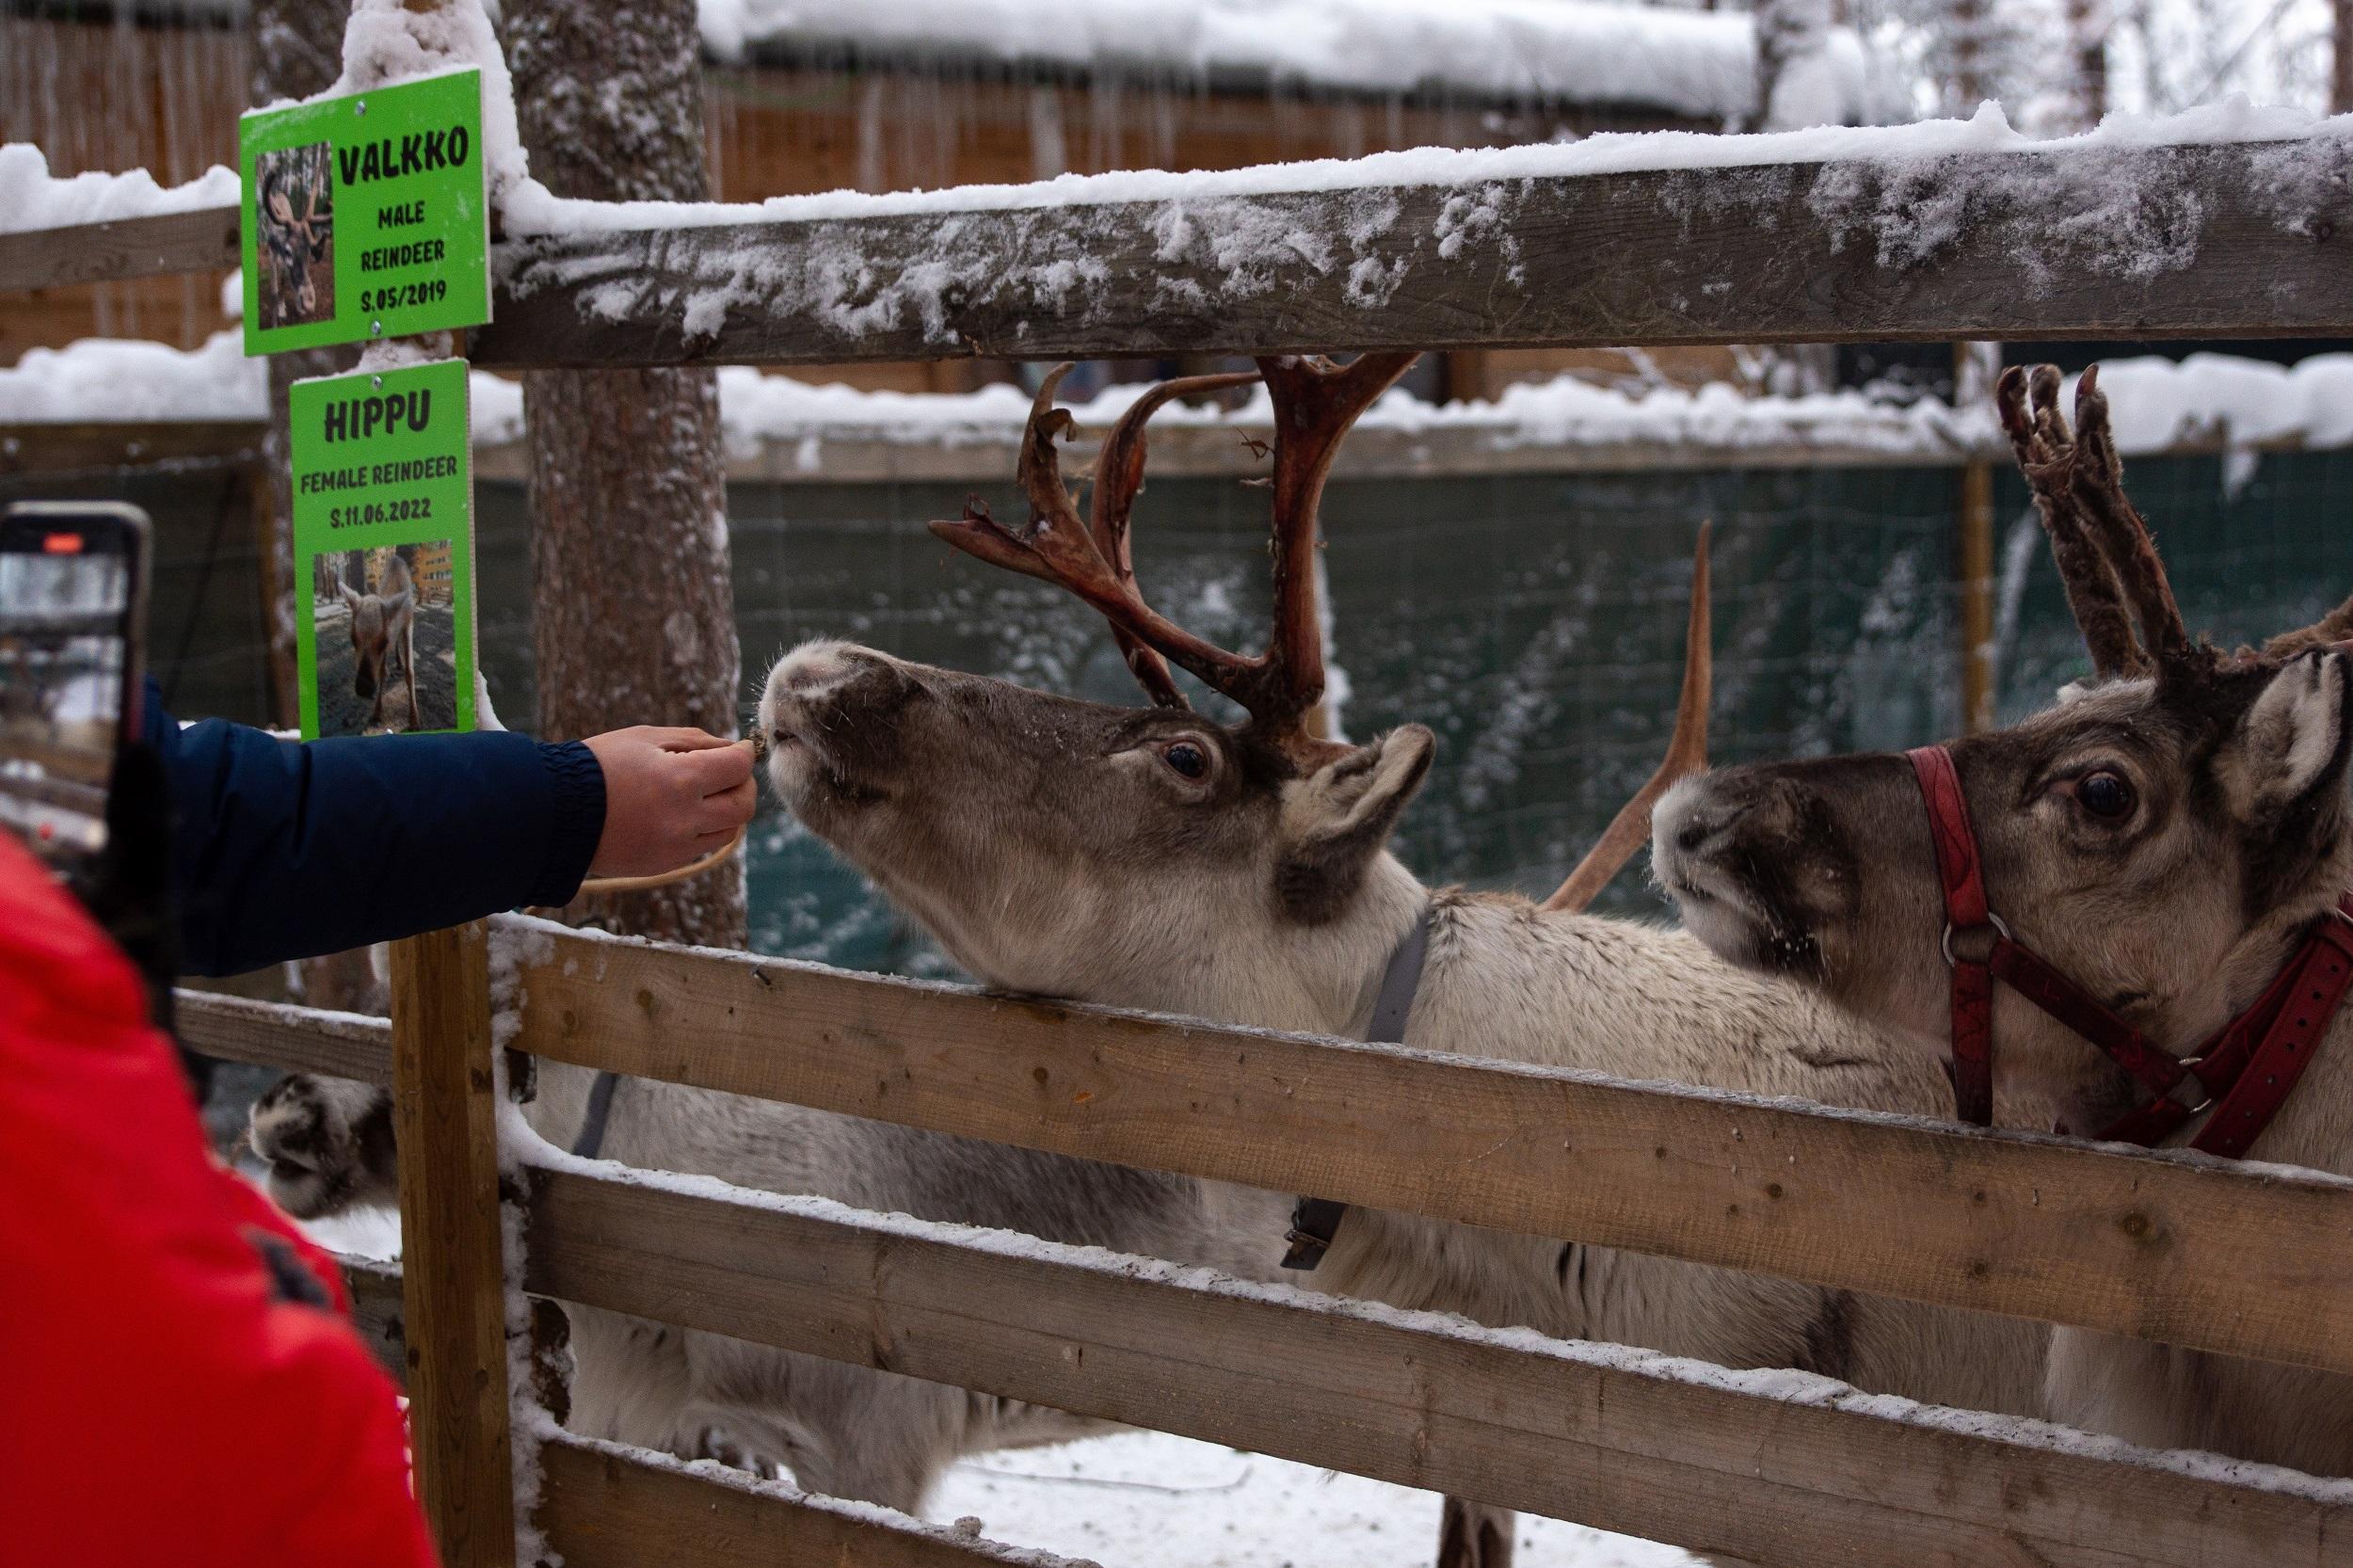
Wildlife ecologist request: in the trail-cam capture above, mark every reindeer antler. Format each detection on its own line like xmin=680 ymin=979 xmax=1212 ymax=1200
xmin=1087 ymin=368 xmax=1260 ymax=708
xmin=2263 ymin=597 xmax=2353 ymax=660
xmin=2063 ymin=366 xmax=2197 ymax=676
xmin=1996 ymin=363 xmax=2201 ymax=682
xmin=1542 ymin=526 xmax=1711 ymax=913
xmin=1996 ymin=364 xmax=2144 ymax=679
xmin=931 ymin=353 xmax=1419 ymax=762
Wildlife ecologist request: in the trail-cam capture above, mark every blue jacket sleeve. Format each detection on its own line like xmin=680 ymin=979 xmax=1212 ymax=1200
xmin=145 ymin=680 xmax=605 ymax=976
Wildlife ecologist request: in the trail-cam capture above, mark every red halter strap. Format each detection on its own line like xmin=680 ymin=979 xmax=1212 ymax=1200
xmin=1904 ymin=744 xmax=2353 ymax=1154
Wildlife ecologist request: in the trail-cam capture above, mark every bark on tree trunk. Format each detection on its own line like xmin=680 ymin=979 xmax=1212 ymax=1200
xmin=2337 ymin=0 xmax=2353 ymax=114
xmin=2065 ymin=0 xmax=2109 ymax=129
xmin=507 ymin=0 xmax=745 ymax=950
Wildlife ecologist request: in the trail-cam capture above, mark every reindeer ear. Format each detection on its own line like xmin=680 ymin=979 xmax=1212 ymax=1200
xmin=336 ymin=581 xmax=359 ymax=608
xmin=2226 ymin=650 xmax=2353 ymax=824
xmin=1274 ymin=725 xmax=1434 ymax=921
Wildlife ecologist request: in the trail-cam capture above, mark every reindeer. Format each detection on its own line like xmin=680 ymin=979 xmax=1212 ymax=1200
xmin=260 ymin=163 xmax=330 ymax=327
xmin=1654 ymin=364 xmax=2353 ymax=1476
xmin=256 ymin=357 xmax=2049 ymax=1568
xmin=340 ymin=551 xmax=420 ymax=733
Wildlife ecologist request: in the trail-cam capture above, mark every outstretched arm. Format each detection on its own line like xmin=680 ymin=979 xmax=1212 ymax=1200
xmin=148 ymin=680 xmax=607 ymax=974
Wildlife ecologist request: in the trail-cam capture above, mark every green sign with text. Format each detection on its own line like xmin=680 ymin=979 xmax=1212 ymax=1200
xmin=289 ymin=359 xmax=476 ymax=740
xmin=239 ymin=68 xmax=489 ymax=355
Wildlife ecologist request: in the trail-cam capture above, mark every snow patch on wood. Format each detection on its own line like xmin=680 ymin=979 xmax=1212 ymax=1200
xmin=0 ymin=143 xmax=238 ymax=234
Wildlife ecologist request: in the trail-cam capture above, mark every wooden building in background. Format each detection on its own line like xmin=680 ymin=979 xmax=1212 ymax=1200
xmin=4 ymin=0 xmax=1866 ymax=397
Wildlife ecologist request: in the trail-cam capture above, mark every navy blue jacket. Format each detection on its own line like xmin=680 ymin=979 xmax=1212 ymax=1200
xmin=145 ymin=680 xmax=604 ymax=976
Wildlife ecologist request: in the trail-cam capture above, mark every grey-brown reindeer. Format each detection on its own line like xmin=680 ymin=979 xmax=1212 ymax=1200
xmin=1655 ymin=363 xmax=2353 ymax=1478
xmin=340 ymin=550 xmax=420 ymax=733
xmin=259 ymin=356 xmax=2048 ymax=1568
xmin=757 ymin=353 xmax=2066 ymax=1562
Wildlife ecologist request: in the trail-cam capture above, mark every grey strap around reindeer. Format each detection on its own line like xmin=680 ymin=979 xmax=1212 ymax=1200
xmin=1280 ymin=904 xmax=1433 ymax=1272
xmin=572 ymin=1065 xmax=621 ymax=1160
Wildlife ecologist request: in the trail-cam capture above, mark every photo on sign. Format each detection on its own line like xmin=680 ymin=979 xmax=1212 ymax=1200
xmin=256 ymin=141 xmax=335 ymax=330
xmin=311 ymin=542 xmax=455 ymax=736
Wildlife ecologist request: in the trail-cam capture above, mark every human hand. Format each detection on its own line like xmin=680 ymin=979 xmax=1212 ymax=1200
xmin=583 ymin=728 xmax=756 ymax=879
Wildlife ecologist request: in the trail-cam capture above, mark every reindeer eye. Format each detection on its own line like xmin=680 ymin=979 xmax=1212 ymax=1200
xmin=2076 ymin=772 xmax=2136 ymax=819
xmin=1161 ymin=742 xmax=1209 ymax=779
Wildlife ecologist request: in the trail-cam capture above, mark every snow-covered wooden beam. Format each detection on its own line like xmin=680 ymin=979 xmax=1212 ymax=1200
xmin=176 ymin=985 xmax=394 ymax=1086
xmin=527 ymin=1166 xmax=2346 ymax=1568
xmin=507 ymin=919 xmax=2353 ymax=1379
xmin=473 ymin=138 xmax=2353 ymax=367
xmin=0 ymin=207 xmax=241 ymax=292
xmin=536 ymin=1433 xmax=1096 ymax=1568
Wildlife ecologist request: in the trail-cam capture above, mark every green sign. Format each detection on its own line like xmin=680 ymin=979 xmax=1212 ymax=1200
xmin=239 ymin=68 xmax=489 ymax=355
xmin=289 ymin=359 xmax=476 ymax=740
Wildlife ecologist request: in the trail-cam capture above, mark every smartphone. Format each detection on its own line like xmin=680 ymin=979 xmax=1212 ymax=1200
xmin=0 ymin=502 xmax=151 ymax=880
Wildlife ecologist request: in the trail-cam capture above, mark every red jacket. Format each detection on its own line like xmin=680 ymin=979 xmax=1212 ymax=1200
xmin=0 ymin=830 xmax=440 ymax=1568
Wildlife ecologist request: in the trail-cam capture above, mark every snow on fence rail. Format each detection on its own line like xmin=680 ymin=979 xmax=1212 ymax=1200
xmin=472 ymin=133 xmax=2353 ymax=366
xmin=177 ymin=911 xmax=2353 ymax=1568
xmin=12 ymin=120 xmax=2353 ymax=362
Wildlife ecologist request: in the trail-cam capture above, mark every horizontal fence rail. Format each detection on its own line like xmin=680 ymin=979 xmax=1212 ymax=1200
xmin=11 ymin=139 xmax=2352 ymax=366
xmin=0 ymin=421 xmax=268 ymax=478
xmin=0 ymin=207 xmax=241 ymax=292
xmin=503 ymin=920 xmax=2353 ymax=1378
xmin=525 ymin=1164 xmax=2352 ymax=1568
xmin=179 ymin=987 xmax=393 ymax=1084
xmin=538 ymin=1433 xmax=1096 ymax=1568
xmin=473 ymin=140 xmax=2353 ymax=366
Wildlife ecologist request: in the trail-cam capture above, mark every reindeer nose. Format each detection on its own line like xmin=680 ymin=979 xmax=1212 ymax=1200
xmin=770 ymin=641 xmax=899 ymax=707
xmin=1654 ymin=776 xmax=1734 ymax=861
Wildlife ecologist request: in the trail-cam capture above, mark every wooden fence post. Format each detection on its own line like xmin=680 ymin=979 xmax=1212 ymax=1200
xmin=1954 ymin=341 xmax=2000 ymax=733
xmin=390 ymin=920 xmax=517 ymax=1567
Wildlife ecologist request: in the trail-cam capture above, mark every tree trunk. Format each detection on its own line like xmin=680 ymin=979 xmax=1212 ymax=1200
xmin=507 ymin=0 xmax=744 ymax=950
xmin=2065 ymin=0 xmax=2109 ymax=129
xmin=2337 ymin=0 xmax=2353 ymax=114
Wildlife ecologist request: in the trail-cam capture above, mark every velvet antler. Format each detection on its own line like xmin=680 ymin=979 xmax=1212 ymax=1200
xmin=2062 ymin=365 xmax=2197 ymax=678
xmin=1542 ymin=525 xmax=1712 ymax=913
xmin=1996 ymin=364 xmax=2146 ymax=679
xmin=931 ymin=353 xmax=1419 ymax=762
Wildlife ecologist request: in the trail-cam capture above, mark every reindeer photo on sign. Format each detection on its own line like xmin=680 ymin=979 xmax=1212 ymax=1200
xmin=253 ymin=141 xmax=335 ymax=330
xmin=289 ymin=359 xmax=477 ymax=740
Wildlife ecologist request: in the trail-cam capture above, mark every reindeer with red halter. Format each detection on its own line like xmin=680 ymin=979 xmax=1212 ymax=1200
xmin=1657 ymin=365 xmax=2353 ymax=1474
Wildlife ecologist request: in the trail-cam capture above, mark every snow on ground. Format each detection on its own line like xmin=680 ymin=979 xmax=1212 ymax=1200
xmin=8 ymin=329 xmax=2353 ymax=466
xmin=0 ymin=143 xmax=238 ymax=233
xmin=927 ymin=1429 xmax=1692 ymax=1568
xmin=699 ymin=0 xmax=1871 ymax=125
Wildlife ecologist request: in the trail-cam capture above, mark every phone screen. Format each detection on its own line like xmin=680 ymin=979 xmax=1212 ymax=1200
xmin=0 ymin=504 xmax=148 ymax=875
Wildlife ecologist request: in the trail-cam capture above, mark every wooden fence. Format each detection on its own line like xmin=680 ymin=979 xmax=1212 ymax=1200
xmin=20 ymin=121 xmax=2353 ymax=1568
xmin=179 ymin=910 xmax=2353 ymax=1568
